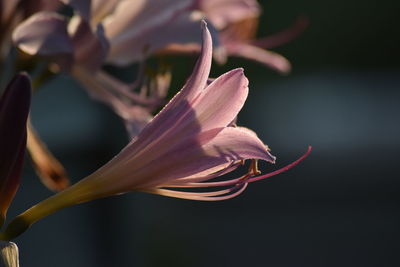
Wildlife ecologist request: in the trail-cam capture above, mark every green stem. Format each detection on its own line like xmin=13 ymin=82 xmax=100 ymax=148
xmin=0 ymin=192 xmax=70 ymax=241
xmin=0 ymin=177 xmax=104 ymax=241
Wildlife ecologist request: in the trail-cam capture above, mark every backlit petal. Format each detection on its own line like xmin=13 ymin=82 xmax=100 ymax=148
xmin=113 ymin=20 xmax=213 ymax=158
xmin=60 ymin=0 xmax=91 ymax=21
xmin=134 ymin=126 xmax=275 ymax=188
xmin=105 ymin=0 xmax=194 ymax=64
xmin=225 ymin=42 xmax=291 ymax=74
xmin=12 ymin=12 xmax=73 ymax=56
xmin=251 ymin=16 xmax=309 ymax=49
xmin=91 ymin=0 xmax=120 ymax=25
xmin=198 ymin=0 xmax=261 ymax=29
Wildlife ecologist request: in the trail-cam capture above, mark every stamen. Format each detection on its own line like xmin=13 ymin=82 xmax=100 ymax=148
xmin=237 ymin=159 xmax=260 ymax=183
xmin=157 ymin=147 xmax=311 ymax=191
xmin=249 ymin=159 xmax=261 ymax=176
xmin=144 ymin=183 xmax=248 ymax=201
xmin=169 ymin=161 xmax=242 ymax=185
xmin=248 ymin=146 xmax=312 ymax=183
xmin=167 ymin=172 xmax=249 ymax=188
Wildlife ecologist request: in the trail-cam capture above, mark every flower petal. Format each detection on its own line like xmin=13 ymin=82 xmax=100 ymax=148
xmin=141 ymin=12 xmax=225 ymax=65
xmin=105 ymin=0 xmax=194 ymax=64
xmin=0 ymin=73 xmax=31 ymax=226
xmin=69 ymin=16 xmax=110 ymax=71
xmin=140 ymin=67 xmax=249 ymax=149
xmin=60 ymin=0 xmax=91 ymax=21
xmin=132 ymin=126 xmax=275 ymax=189
xmin=251 ymin=16 xmax=309 ymax=49
xmin=22 ymin=0 xmax=62 ymax=16
xmin=225 ymin=42 xmax=291 ymax=74
xmin=12 ymin=12 xmax=73 ymax=56
xmin=189 ymin=68 xmax=248 ymax=131
xmin=122 ymin=107 xmax=153 ymax=138
xmin=95 ymin=28 xmax=249 ymax=178
xmin=198 ymin=0 xmax=261 ymax=29
xmin=143 ymin=182 xmax=248 ymax=201
xmin=27 ymin=122 xmax=70 ymax=192
xmin=111 ymin=20 xmax=213 ymax=157
xmin=91 ymin=0 xmax=120 ymax=25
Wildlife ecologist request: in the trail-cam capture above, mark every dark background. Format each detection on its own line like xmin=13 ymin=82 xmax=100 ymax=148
xmin=6 ymin=0 xmax=400 ymax=266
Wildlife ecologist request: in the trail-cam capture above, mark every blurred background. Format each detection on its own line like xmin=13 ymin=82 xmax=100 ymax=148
xmin=7 ymin=0 xmax=400 ymax=266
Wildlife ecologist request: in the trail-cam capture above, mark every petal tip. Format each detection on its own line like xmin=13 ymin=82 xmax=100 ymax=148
xmin=201 ymin=19 xmax=207 ymax=28
xmin=229 ymin=68 xmax=245 ymax=77
xmin=14 ymin=72 xmax=31 ymax=85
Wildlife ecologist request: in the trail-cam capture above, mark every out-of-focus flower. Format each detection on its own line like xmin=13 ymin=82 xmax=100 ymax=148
xmin=73 ymin=65 xmax=171 ymax=138
xmin=0 ymin=73 xmax=31 ymax=227
xmin=12 ymin=0 xmax=217 ymax=70
xmin=0 ymin=2 xmax=71 ymax=193
xmin=26 ymin=122 xmax=70 ymax=192
xmin=194 ymin=0 xmax=308 ymax=73
xmin=12 ymin=10 xmax=109 ymax=72
xmin=12 ymin=0 xmax=211 ymax=137
xmin=0 ymin=0 xmax=60 ymax=57
xmin=0 ymin=22 xmax=310 ymax=241
xmin=11 ymin=0 xmax=306 ymax=138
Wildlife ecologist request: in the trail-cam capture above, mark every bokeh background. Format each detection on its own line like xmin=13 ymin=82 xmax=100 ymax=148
xmin=7 ymin=0 xmax=400 ymax=266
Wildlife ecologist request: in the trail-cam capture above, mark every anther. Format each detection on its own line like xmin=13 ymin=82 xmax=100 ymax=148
xmin=238 ymin=160 xmax=261 ymax=183
xmin=248 ymin=159 xmax=261 ymax=176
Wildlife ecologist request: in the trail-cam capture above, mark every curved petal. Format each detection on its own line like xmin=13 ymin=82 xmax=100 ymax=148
xmin=60 ymin=0 xmax=91 ymax=21
xmin=143 ymin=182 xmax=248 ymax=201
xmin=189 ymin=67 xmax=248 ymax=131
xmin=156 ymin=12 xmax=227 ymax=63
xmin=131 ymin=126 xmax=275 ymax=189
xmin=91 ymin=0 xmax=120 ymax=25
xmin=163 ymin=19 xmax=213 ymax=106
xmin=252 ymin=16 xmax=309 ymax=49
xmin=27 ymin=122 xmax=70 ymax=192
xmin=139 ymin=67 xmax=249 ymax=150
xmin=107 ymin=10 xmax=225 ymax=66
xmin=111 ymin=21 xmax=213 ymax=159
xmin=12 ymin=12 xmax=73 ymax=56
xmin=199 ymin=0 xmax=261 ymax=29
xmin=225 ymin=42 xmax=291 ymax=74
xmin=94 ymin=29 xmax=250 ymax=179
xmin=105 ymin=0 xmax=194 ymax=63
xmin=20 ymin=0 xmax=62 ymax=18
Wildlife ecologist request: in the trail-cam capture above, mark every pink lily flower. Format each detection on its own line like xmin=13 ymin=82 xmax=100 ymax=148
xmin=163 ymin=0 xmax=308 ymax=74
xmin=12 ymin=0 xmax=210 ymax=136
xmin=0 ymin=73 xmax=31 ymax=227
xmin=11 ymin=0 xmax=214 ymax=70
xmin=0 ymin=22 xmax=310 ymax=241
